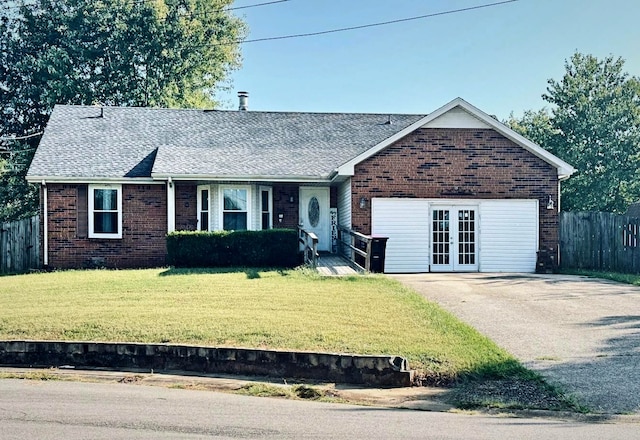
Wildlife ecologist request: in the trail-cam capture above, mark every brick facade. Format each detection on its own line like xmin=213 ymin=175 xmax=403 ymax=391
xmin=42 ymin=128 xmax=558 ymax=269
xmin=351 ymin=128 xmax=559 ymax=252
xmin=175 ymin=184 xmax=197 ymax=231
xmin=272 ymin=184 xmax=299 ymax=229
xmin=45 ymin=183 xmax=167 ymax=268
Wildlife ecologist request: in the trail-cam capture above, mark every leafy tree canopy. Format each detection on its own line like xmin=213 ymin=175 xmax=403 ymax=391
xmin=508 ymin=53 xmax=640 ymax=213
xmin=0 ymin=0 xmax=246 ymax=221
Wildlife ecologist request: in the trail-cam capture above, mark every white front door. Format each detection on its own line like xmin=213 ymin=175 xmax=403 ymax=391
xmin=299 ymin=187 xmax=330 ymax=252
xmin=430 ymin=206 xmax=478 ymax=272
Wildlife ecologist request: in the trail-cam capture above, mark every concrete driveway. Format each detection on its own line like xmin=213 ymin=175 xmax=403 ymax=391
xmin=391 ymin=273 xmax=640 ymax=414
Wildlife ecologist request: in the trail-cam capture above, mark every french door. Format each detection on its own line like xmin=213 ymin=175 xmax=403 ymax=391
xmin=430 ymin=206 xmax=478 ymax=272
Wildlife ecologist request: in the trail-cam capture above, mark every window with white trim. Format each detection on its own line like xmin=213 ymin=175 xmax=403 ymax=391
xmin=221 ymin=186 xmax=250 ymax=231
xmin=197 ymin=185 xmax=210 ymax=231
xmin=260 ymin=186 xmax=272 ymax=230
xmin=88 ymin=184 xmax=122 ymax=239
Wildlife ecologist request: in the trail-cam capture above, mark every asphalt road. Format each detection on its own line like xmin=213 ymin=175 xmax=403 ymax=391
xmin=1 ymin=379 xmax=639 ymax=439
xmin=392 ymin=273 xmax=640 ymax=414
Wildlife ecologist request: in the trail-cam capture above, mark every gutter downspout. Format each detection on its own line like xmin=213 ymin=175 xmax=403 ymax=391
xmin=42 ymin=180 xmax=48 ymax=267
xmin=327 ymin=169 xmax=339 ymax=182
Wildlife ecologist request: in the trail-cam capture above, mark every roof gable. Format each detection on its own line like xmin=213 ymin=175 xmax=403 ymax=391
xmin=422 ymin=106 xmax=493 ymax=129
xmin=337 ymin=98 xmax=576 ymax=179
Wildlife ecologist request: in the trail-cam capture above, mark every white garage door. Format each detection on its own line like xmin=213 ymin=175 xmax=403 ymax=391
xmin=478 ymin=200 xmax=539 ymax=272
xmin=372 ymin=199 xmax=430 ymax=273
xmin=372 ymin=198 xmax=539 ymax=273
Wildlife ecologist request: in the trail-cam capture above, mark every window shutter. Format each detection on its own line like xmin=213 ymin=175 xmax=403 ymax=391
xmin=77 ymin=185 xmax=88 ymax=238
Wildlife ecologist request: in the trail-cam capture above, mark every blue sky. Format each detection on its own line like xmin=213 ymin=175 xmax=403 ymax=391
xmin=216 ymin=0 xmax=640 ymax=120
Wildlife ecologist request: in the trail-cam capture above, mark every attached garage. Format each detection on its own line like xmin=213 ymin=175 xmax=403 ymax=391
xmin=372 ymin=198 xmax=539 ymax=273
xmin=339 ymin=99 xmax=575 ymax=274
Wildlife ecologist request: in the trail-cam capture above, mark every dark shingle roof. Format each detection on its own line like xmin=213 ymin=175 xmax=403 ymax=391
xmin=27 ymin=105 xmax=425 ymax=180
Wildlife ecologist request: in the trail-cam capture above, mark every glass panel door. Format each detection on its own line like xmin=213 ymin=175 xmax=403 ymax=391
xmin=430 ymin=206 xmax=478 ymax=272
xmin=456 ymin=208 xmax=477 ymax=270
xmin=431 ymin=209 xmax=452 ymax=271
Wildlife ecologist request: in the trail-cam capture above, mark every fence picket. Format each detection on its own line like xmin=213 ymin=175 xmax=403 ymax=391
xmin=560 ymin=211 xmax=640 ymax=274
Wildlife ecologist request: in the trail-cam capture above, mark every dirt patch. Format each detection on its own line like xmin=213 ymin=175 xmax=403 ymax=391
xmin=293 ymin=385 xmax=322 ymax=400
xmin=118 ymin=375 xmax=144 ymax=384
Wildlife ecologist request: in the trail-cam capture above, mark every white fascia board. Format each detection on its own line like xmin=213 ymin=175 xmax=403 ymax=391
xmin=152 ymin=173 xmax=332 ymax=183
xmin=336 ymin=97 xmax=576 ymax=179
xmin=25 ymin=176 xmax=159 ymax=184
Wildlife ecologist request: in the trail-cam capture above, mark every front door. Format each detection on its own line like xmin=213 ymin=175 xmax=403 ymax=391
xmin=430 ymin=206 xmax=478 ymax=272
xmin=299 ymin=187 xmax=330 ymax=252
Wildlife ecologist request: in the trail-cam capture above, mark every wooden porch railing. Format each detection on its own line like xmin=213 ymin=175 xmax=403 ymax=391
xmin=298 ymin=227 xmax=319 ymax=267
xmin=338 ymin=226 xmax=386 ymax=273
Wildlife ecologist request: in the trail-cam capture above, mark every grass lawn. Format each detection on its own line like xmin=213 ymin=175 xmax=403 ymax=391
xmin=559 ymin=269 xmax=640 ymax=286
xmin=0 ymin=267 xmax=529 ymax=383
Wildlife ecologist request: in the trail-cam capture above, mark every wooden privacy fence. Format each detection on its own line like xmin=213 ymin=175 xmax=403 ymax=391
xmin=559 ymin=211 xmax=640 ymax=274
xmin=0 ymin=215 xmax=40 ymax=274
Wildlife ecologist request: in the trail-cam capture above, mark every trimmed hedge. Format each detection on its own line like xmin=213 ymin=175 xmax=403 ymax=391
xmin=166 ymin=229 xmax=300 ymax=268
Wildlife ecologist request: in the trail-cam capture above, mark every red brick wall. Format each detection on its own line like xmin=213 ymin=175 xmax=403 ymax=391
xmin=272 ymin=184 xmax=299 ymax=228
xmin=351 ymin=128 xmax=559 ymax=252
xmin=45 ymin=183 xmax=167 ymax=268
xmin=175 ymin=184 xmax=197 ymax=231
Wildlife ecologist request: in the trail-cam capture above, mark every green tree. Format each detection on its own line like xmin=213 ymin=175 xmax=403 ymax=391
xmin=507 ymin=108 xmax=558 ymax=154
xmin=509 ymin=53 xmax=640 ymax=213
xmin=0 ymin=0 xmax=246 ymax=221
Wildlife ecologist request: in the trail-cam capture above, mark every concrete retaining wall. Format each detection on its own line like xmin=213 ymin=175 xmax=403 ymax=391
xmin=0 ymin=341 xmax=412 ymax=387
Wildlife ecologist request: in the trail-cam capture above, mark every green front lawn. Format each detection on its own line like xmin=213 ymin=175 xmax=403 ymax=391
xmin=0 ymin=267 xmax=527 ymax=383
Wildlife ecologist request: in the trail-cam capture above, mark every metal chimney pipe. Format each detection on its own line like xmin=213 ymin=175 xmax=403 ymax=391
xmin=238 ymin=91 xmax=249 ymax=111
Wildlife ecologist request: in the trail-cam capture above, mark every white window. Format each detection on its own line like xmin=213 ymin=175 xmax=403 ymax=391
xmin=197 ymin=185 xmax=210 ymax=231
xmin=220 ymin=186 xmax=251 ymax=231
xmin=260 ymin=186 xmax=273 ymax=230
xmin=88 ymin=184 xmax=122 ymax=239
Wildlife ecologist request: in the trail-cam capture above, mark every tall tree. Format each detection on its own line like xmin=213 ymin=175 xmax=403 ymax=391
xmin=509 ymin=53 xmax=640 ymax=213
xmin=0 ymin=0 xmax=246 ymax=221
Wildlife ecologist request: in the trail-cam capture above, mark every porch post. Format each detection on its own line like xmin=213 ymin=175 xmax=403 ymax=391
xmin=167 ymin=177 xmax=175 ymax=233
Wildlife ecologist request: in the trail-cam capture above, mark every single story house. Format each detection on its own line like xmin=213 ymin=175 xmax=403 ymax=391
xmin=26 ymin=97 xmax=575 ymax=272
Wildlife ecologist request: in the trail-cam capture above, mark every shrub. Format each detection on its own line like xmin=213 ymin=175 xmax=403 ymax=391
xmin=166 ymin=229 xmax=300 ymax=268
